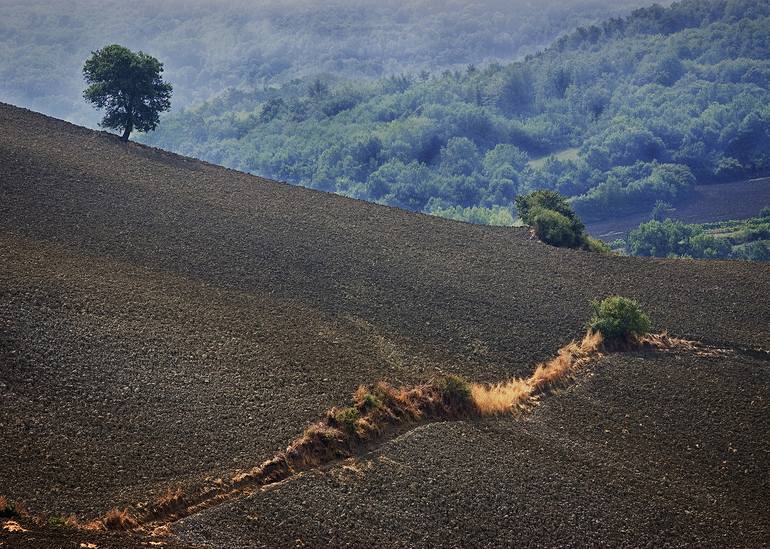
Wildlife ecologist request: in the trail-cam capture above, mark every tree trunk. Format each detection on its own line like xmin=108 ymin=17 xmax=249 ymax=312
xmin=121 ymin=105 xmax=133 ymax=141
xmin=121 ymin=122 xmax=132 ymax=141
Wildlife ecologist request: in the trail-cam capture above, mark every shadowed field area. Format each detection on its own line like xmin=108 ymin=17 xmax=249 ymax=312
xmin=586 ymin=177 xmax=770 ymax=241
xmin=1 ymin=103 xmax=769 ymax=547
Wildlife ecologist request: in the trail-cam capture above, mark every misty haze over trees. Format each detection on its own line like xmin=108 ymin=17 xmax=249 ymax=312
xmin=0 ymin=0 xmax=661 ymax=126
xmin=143 ymin=0 xmax=770 ymax=227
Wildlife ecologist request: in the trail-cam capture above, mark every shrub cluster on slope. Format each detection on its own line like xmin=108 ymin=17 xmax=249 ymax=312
xmin=92 ymin=296 xmax=655 ymax=530
xmin=516 ymin=190 xmax=610 ymax=252
xmin=142 ymin=0 xmax=770 ymax=224
xmin=588 ymin=296 xmax=651 ymax=342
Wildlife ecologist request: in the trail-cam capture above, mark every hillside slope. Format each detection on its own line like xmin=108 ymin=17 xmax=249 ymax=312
xmin=1 ymin=103 xmax=769 ymax=547
xmin=176 ymin=351 xmax=770 ymax=548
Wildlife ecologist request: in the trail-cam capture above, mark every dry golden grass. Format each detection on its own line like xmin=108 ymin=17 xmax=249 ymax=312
xmin=155 ymin=487 xmax=184 ymax=508
xmin=100 ymin=508 xmax=138 ymax=530
xmin=470 ymin=379 xmax=532 ymax=415
xmin=640 ymin=331 xmax=697 ymax=351
xmin=1 ymin=520 xmax=26 ymax=533
xmin=472 ymin=330 xmax=604 ymax=415
xmin=529 ymin=330 xmax=603 ymax=393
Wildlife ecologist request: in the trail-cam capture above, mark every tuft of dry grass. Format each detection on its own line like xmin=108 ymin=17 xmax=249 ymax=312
xmin=471 ymin=331 xmax=603 ymax=415
xmin=470 ymin=379 xmax=532 ymax=415
xmin=639 ymin=331 xmax=697 ymax=351
xmin=101 ymin=508 xmax=139 ymax=530
xmin=529 ymin=330 xmax=603 ymax=393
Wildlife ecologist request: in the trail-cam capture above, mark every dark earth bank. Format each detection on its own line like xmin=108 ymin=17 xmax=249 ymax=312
xmin=1 ymin=103 xmax=769 ymax=547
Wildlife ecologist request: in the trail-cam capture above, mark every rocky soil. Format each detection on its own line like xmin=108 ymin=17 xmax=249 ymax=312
xmin=174 ymin=350 xmax=770 ymax=548
xmin=1 ymin=103 xmax=769 ymax=547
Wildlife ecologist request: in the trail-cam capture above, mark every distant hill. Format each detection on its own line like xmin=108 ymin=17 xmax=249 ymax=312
xmin=143 ymin=0 xmax=770 ymax=226
xmin=1 ymin=103 xmax=769 ymax=547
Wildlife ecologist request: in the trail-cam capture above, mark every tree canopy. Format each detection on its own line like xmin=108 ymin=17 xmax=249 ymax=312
xmin=83 ymin=44 xmax=172 ymax=140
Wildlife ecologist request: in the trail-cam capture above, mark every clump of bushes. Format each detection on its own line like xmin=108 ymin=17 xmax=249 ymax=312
xmin=436 ymin=374 xmax=473 ymax=410
xmin=588 ymin=296 xmax=651 ymax=341
xmin=330 ymin=406 xmax=361 ymax=432
xmin=530 ymin=208 xmax=582 ymax=248
xmin=353 ymin=387 xmax=383 ymax=412
xmin=515 ymin=190 xmax=608 ymax=252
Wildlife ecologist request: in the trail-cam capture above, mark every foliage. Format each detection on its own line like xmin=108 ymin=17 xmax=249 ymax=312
xmin=583 ymin=236 xmax=613 ymax=253
xmin=588 ymin=296 xmax=651 ymax=340
xmin=331 ymin=407 xmax=360 ymax=432
xmin=83 ymin=44 xmax=172 ymax=140
xmin=624 ymin=213 xmax=770 ymax=260
xmin=516 ymin=190 xmax=610 ymax=252
xmin=571 ymin=162 xmax=696 ymax=221
xmin=360 ymin=393 xmax=382 ymax=411
xmin=531 ymin=208 xmax=583 ymax=248
xmin=515 ymin=189 xmax=581 ymax=227
xmin=436 ymin=374 xmax=473 ymax=409
xmin=650 ymin=200 xmax=676 ymax=221
xmin=136 ymin=0 xmax=770 ymax=224
xmin=425 ymin=201 xmax=516 ymax=226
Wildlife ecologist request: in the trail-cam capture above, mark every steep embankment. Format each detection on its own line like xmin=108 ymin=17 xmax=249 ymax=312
xmin=1 ymin=103 xmax=769 ymax=547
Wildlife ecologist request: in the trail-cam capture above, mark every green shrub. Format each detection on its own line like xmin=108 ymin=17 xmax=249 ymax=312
xmin=583 ymin=236 xmax=612 ymax=254
xmin=588 ymin=296 xmax=651 ymax=340
xmin=531 ymin=207 xmax=582 ymax=248
xmin=436 ymin=374 xmax=473 ymax=408
xmin=759 ymin=206 xmax=770 ymax=219
xmin=332 ymin=407 xmax=360 ymax=432
xmin=515 ymin=189 xmax=583 ymax=229
xmin=733 ymin=241 xmax=770 ymax=261
xmin=515 ymin=190 xmax=606 ymax=251
xmin=358 ymin=392 xmax=383 ymax=411
xmin=48 ymin=516 xmax=71 ymax=527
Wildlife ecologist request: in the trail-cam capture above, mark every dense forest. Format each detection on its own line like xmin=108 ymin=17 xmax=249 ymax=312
xmin=142 ymin=0 xmax=770 ymax=225
xmin=0 ymin=0 xmax=653 ymax=126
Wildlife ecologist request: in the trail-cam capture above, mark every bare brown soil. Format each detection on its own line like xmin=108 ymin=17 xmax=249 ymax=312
xmin=586 ymin=177 xmax=770 ymax=241
xmin=173 ymin=349 xmax=770 ymax=548
xmin=1 ymin=103 xmax=769 ymax=547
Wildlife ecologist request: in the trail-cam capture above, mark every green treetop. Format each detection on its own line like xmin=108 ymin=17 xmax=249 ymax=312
xmin=83 ymin=44 xmax=172 ymax=141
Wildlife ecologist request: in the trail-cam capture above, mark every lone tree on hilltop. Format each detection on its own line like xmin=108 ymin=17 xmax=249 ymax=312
xmin=83 ymin=44 xmax=172 ymax=141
